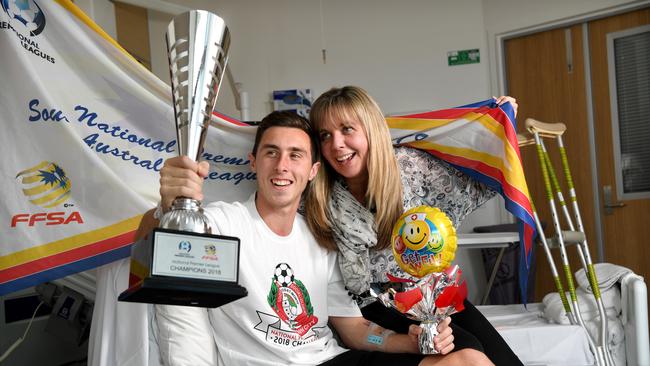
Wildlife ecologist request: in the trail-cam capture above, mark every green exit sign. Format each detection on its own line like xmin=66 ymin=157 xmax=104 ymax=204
xmin=448 ymin=49 xmax=480 ymax=66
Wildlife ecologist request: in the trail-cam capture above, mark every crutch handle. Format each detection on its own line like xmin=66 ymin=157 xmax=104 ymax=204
xmin=517 ymin=132 xmax=535 ymax=147
xmin=525 ymin=118 xmax=567 ymax=137
xmin=544 ymin=230 xmax=586 ymax=249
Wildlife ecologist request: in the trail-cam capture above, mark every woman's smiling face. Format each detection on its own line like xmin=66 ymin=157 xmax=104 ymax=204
xmin=318 ymin=114 xmax=369 ymax=183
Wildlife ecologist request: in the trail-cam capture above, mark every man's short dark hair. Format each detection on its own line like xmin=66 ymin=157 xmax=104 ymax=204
xmin=251 ymin=111 xmax=319 ymax=163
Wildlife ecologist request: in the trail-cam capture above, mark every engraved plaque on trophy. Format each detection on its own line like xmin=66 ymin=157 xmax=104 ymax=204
xmin=119 ymin=10 xmax=247 ymax=308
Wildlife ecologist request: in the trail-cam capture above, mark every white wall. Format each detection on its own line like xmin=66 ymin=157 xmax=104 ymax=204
xmin=74 ymin=0 xmax=117 ymax=39
xmin=146 ymin=0 xmax=492 ymax=120
xmin=129 ymin=0 xmax=648 ymax=116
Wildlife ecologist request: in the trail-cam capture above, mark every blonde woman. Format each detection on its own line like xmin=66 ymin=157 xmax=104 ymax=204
xmin=304 ymin=86 xmax=522 ymax=366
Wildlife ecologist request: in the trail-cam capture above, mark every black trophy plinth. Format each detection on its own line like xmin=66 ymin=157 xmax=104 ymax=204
xmin=118 ymin=228 xmax=247 ymax=308
xmin=118 ymin=276 xmax=247 ymax=308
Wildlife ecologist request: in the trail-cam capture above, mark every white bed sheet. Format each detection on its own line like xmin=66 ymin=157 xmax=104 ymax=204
xmin=479 ymin=303 xmax=596 ymax=366
xmin=476 ymin=265 xmax=650 ymax=366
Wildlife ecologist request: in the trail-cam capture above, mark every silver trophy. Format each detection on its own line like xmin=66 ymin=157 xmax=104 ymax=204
xmin=119 ymin=10 xmax=246 ymax=308
xmin=161 ymin=9 xmax=230 ymax=232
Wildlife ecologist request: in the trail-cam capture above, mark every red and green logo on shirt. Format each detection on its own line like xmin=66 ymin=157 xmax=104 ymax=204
xmin=267 ymin=263 xmax=318 ymax=336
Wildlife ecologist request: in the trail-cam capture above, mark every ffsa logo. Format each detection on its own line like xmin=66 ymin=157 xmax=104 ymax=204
xmin=12 ymin=161 xmax=83 ymax=227
xmin=1 ymin=0 xmax=46 ymax=36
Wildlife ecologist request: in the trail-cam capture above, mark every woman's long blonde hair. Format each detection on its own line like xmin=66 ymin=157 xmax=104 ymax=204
xmin=305 ymin=86 xmax=403 ymax=251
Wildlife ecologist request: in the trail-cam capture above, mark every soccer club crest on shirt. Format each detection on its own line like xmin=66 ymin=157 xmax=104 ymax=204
xmin=266 ymin=263 xmax=318 ymax=336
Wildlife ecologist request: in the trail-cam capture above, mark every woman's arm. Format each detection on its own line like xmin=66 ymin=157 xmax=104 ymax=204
xmin=329 ymin=316 xmax=454 ymax=354
xmin=494 ymin=95 xmax=518 ymax=117
xmin=396 ymin=146 xmax=496 ymax=227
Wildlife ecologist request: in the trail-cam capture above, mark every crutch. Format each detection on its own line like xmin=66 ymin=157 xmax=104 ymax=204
xmin=526 ymin=119 xmax=614 ymax=364
xmin=526 ymin=118 xmax=614 ymax=365
xmin=517 ymin=134 xmax=576 ymax=326
xmin=520 ymin=127 xmax=604 ymax=366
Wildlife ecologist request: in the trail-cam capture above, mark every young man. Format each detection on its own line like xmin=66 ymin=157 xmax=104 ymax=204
xmin=154 ymin=111 xmax=487 ymax=366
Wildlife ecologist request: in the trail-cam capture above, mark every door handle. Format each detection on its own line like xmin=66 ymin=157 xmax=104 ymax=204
xmin=603 ymin=185 xmax=626 ymax=215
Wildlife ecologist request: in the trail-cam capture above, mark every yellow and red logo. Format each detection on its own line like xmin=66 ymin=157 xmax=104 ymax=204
xmin=12 ymin=161 xmax=83 ymax=227
xmin=16 ymin=161 xmax=71 ymax=208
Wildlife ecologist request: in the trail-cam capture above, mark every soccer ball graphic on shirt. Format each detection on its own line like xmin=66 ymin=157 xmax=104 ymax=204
xmin=1 ymin=0 xmax=46 ymax=36
xmin=274 ymin=263 xmax=294 ymax=287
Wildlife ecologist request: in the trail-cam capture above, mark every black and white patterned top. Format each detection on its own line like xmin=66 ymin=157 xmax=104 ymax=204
xmin=368 ymin=146 xmax=496 ymax=284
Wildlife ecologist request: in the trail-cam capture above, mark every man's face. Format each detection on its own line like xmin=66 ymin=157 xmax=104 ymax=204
xmin=250 ymin=127 xmax=319 ymax=213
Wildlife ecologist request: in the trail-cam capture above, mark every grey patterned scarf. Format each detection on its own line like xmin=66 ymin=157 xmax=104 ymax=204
xmin=327 ymin=180 xmax=377 ymax=296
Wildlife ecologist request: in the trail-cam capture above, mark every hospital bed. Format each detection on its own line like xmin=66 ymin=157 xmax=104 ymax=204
xmin=478 ymin=270 xmax=649 ymax=366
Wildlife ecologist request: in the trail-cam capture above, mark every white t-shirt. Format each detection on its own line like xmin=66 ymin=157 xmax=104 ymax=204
xmin=156 ymin=194 xmax=361 ymax=366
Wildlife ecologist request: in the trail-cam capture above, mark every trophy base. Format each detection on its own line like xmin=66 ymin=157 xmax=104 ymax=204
xmin=118 ymin=276 xmax=247 ymax=308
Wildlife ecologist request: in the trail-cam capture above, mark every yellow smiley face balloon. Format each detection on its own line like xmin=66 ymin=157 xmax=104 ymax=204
xmin=402 ymin=219 xmax=430 ymax=251
xmin=392 ymin=206 xmax=457 ymax=277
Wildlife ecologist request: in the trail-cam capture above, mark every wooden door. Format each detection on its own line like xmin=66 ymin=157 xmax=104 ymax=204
xmin=114 ymin=1 xmax=151 ymax=70
xmin=505 ymin=8 xmax=650 ymax=301
xmin=588 ymin=9 xmax=650 ymax=282
xmin=505 ymin=25 xmax=596 ymax=300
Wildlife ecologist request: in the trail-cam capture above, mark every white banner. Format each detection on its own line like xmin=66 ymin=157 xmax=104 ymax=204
xmin=0 ymin=0 xmax=256 ymax=295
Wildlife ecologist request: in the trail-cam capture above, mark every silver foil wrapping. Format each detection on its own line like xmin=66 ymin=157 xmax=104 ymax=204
xmin=373 ymin=265 xmax=466 ymax=354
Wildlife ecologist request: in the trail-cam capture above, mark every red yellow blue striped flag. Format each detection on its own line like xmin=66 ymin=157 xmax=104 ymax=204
xmin=387 ymin=99 xmax=536 ymax=300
